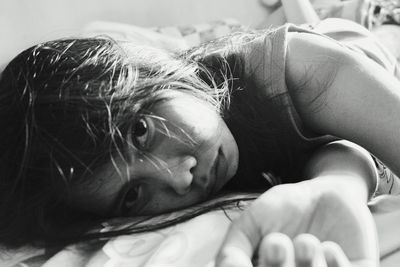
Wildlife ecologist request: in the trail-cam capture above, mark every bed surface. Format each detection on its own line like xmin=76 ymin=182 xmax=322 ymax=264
xmin=1 ymin=194 xmax=400 ymax=267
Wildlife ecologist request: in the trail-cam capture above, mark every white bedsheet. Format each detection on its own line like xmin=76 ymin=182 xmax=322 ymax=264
xmin=2 ymin=194 xmax=399 ymax=267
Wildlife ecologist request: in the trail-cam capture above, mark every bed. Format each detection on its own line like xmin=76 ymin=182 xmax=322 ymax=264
xmin=1 ymin=0 xmax=400 ymax=266
xmin=1 ymin=195 xmax=400 ymax=267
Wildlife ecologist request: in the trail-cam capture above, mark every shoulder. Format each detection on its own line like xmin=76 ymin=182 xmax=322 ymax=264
xmin=285 ymin=30 xmax=357 ymax=66
xmin=284 ymin=30 xmax=361 ymax=98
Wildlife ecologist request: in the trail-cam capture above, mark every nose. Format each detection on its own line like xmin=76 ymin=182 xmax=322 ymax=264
xmin=161 ymin=155 xmax=197 ymax=195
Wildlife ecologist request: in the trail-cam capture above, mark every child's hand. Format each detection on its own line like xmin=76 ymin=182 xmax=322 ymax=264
xmin=215 ymin=182 xmax=379 ymax=267
xmin=259 ymin=233 xmax=356 ymax=267
xmin=219 ymin=232 xmax=355 ymax=267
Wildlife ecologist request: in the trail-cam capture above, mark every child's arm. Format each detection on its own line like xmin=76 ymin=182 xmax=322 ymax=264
xmin=215 ymin=141 xmax=379 ymax=267
xmin=285 ymin=31 xmax=400 ymax=181
xmin=303 ymin=140 xmax=378 ymax=201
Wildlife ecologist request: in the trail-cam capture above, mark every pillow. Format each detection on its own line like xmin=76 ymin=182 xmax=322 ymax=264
xmin=152 ymin=18 xmax=244 ymax=47
xmin=82 ymin=18 xmax=244 ymax=52
xmin=82 ymin=21 xmax=189 ymax=52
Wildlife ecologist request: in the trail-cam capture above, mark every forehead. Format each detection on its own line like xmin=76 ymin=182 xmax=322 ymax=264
xmin=150 ymin=90 xmax=217 ymax=119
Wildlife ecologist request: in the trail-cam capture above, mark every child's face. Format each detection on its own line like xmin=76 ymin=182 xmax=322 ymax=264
xmin=68 ymin=91 xmax=239 ymax=216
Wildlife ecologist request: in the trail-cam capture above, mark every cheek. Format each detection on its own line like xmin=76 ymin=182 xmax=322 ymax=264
xmin=137 ymin=195 xmax=181 ymax=215
xmin=138 ymin=186 xmax=205 ymax=215
xmin=176 ymin=106 xmax=221 ymax=140
xmin=192 ymin=112 xmax=220 ymax=137
xmin=151 ymin=94 xmax=222 ymax=139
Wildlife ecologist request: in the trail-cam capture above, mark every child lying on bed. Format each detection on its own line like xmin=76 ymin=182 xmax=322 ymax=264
xmin=0 ymin=0 xmax=400 ymax=266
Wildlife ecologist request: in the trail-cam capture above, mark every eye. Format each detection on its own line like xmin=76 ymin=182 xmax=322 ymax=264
xmin=132 ymin=117 xmax=153 ymax=149
xmin=121 ymin=186 xmax=141 ymax=214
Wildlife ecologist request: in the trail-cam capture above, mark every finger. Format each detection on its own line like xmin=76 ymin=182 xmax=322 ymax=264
xmin=293 ymin=234 xmax=326 ymax=267
xmin=322 ymin=241 xmax=351 ymax=267
xmin=258 ymin=232 xmax=294 ymax=267
xmin=215 ymin=246 xmax=253 ymax=267
xmin=215 ymin=210 xmax=261 ymax=267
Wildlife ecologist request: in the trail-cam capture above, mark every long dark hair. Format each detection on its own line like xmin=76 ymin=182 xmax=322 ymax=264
xmin=0 ymin=35 xmax=264 ymax=248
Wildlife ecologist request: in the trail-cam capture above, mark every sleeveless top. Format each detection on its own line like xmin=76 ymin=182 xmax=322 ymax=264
xmin=224 ymin=18 xmax=399 ymax=190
